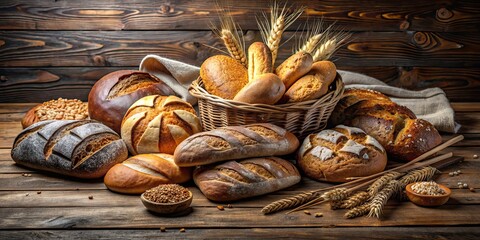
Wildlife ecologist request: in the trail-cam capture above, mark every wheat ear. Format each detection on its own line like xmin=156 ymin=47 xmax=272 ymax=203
xmin=312 ymin=28 xmax=351 ymax=61
xmin=321 ymin=188 xmax=351 ymax=201
xmin=261 ymin=191 xmax=319 ymax=214
xmin=367 ymin=172 xmax=403 ymax=198
xmin=341 ymin=191 xmax=371 ymax=209
xmin=397 ymin=166 xmax=439 ymax=200
xmin=368 ymin=180 xmax=400 ymax=218
xmin=257 ymin=2 xmax=304 ymax=66
xmin=345 ymin=203 xmax=371 ymax=219
xmin=221 ymin=29 xmax=247 ymax=67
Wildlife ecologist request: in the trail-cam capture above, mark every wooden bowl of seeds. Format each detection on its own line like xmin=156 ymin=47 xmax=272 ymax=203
xmin=140 ymin=184 xmax=193 ymax=215
xmin=406 ymin=181 xmax=451 ymax=207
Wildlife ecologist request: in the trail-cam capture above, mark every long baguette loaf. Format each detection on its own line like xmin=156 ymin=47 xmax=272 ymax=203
xmin=194 ymin=157 xmax=301 ymax=202
xmin=11 ymin=120 xmax=128 ymax=179
xmin=104 ymin=153 xmax=192 ymax=194
xmin=174 ymin=123 xmax=299 ymax=167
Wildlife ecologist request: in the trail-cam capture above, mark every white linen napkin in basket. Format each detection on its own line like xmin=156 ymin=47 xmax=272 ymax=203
xmin=139 ymin=55 xmax=459 ymax=133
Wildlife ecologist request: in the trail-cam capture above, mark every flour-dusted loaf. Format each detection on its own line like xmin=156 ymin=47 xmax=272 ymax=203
xmin=329 ymin=89 xmax=442 ymax=161
xmin=88 ymin=70 xmax=176 ymax=133
xmin=121 ymin=95 xmax=202 ymax=155
xmin=275 ymin=51 xmax=313 ymax=89
xmin=298 ymin=125 xmax=387 ymax=182
xmin=174 ymin=123 xmax=299 ymax=167
xmin=200 ymin=55 xmax=248 ymax=99
xmin=11 ymin=120 xmax=128 ymax=179
xmin=104 ymin=153 xmax=192 ymax=194
xmin=194 ymin=157 xmax=301 ymax=202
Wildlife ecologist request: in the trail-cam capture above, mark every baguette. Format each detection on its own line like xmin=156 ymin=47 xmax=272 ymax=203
xmin=194 ymin=157 xmax=301 ymax=202
xmin=11 ymin=120 xmax=128 ymax=179
xmin=104 ymin=153 xmax=192 ymax=194
xmin=174 ymin=123 xmax=299 ymax=167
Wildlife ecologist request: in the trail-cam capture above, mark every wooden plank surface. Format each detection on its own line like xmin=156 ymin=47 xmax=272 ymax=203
xmin=0 ymin=0 xmax=479 ymax=32
xmin=1 ymin=66 xmax=479 ymax=102
xmin=1 ymin=31 xmax=479 ymax=68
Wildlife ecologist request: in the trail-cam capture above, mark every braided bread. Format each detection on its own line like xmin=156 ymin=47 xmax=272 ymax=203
xmin=298 ymin=125 xmax=387 ymax=182
xmin=194 ymin=157 xmax=301 ymax=202
xmin=329 ymin=89 xmax=442 ymax=161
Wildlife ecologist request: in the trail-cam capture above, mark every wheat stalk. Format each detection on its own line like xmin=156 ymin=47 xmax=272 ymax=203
xmin=296 ymin=18 xmax=324 ymax=54
xmin=330 ymin=200 xmax=344 ymax=210
xmin=397 ymin=166 xmax=439 ymax=200
xmin=345 ymin=203 xmax=371 ymax=219
xmin=341 ymin=191 xmax=370 ymax=209
xmin=321 ymin=187 xmax=351 ymax=201
xmin=311 ymin=27 xmax=352 ymax=62
xmin=261 ymin=191 xmax=319 ymax=214
xmin=367 ymin=172 xmax=403 ymax=198
xmin=257 ymin=2 xmax=304 ymax=66
xmin=368 ymin=180 xmax=400 ymax=218
xmin=210 ymin=4 xmax=247 ymax=67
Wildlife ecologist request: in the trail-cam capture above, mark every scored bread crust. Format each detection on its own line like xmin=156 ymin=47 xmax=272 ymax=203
xmin=297 ymin=125 xmax=387 ymax=183
xmin=174 ymin=123 xmax=299 ymax=167
xmin=104 ymin=153 xmax=192 ymax=194
xmin=194 ymin=157 xmax=301 ymax=202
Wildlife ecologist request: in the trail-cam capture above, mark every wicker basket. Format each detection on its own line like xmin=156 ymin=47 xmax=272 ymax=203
xmin=189 ymin=74 xmax=345 ymax=139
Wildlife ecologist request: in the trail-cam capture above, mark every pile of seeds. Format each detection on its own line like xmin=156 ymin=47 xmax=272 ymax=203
xmin=411 ymin=181 xmax=446 ymax=196
xmin=143 ymin=184 xmax=190 ymax=204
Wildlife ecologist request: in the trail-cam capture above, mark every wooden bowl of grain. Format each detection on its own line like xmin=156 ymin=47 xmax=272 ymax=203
xmin=406 ymin=182 xmax=451 ymax=207
xmin=140 ymin=184 xmax=193 ymax=215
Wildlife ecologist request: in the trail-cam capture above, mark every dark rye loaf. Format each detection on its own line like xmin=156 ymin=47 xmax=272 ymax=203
xmin=11 ymin=120 xmax=128 ymax=179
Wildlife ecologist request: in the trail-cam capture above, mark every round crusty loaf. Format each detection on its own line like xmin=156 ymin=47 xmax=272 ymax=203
xmin=275 ymin=51 xmax=313 ymax=89
xmin=200 ymin=55 xmax=248 ymax=99
xmin=21 ymin=98 xmax=89 ymax=129
xmin=329 ymin=89 xmax=442 ymax=161
xmin=11 ymin=120 xmax=128 ymax=179
xmin=88 ymin=70 xmax=176 ymax=133
xmin=297 ymin=125 xmax=387 ymax=183
xmin=233 ymin=73 xmax=285 ymax=104
xmin=104 ymin=153 xmax=192 ymax=194
xmin=121 ymin=95 xmax=202 ymax=155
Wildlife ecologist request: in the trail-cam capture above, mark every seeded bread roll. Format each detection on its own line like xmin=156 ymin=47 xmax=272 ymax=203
xmin=281 ymin=61 xmax=338 ymax=103
xmin=21 ymin=98 xmax=89 ymax=129
xmin=329 ymin=89 xmax=442 ymax=161
xmin=11 ymin=120 xmax=128 ymax=179
xmin=174 ymin=123 xmax=299 ymax=167
xmin=194 ymin=157 xmax=301 ymax=202
xmin=233 ymin=73 xmax=285 ymax=104
xmin=298 ymin=125 xmax=387 ymax=182
xmin=121 ymin=95 xmax=202 ymax=155
xmin=248 ymin=42 xmax=273 ymax=81
xmin=88 ymin=70 xmax=176 ymax=133
xmin=104 ymin=153 xmax=192 ymax=194
xmin=200 ymin=55 xmax=248 ymax=99
xmin=275 ymin=51 xmax=313 ymax=89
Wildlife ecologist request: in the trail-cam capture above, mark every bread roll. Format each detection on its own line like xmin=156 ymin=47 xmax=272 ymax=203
xmin=200 ymin=55 xmax=248 ymax=99
xmin=329 ymin=89 xmax=442 ymax=161
xmin=22 ymin=98 xmax=89 ymax=129
xmin=121 ymin=95 xmax=201 ymax=155
xmin=275 ymin=51 xmax=313 ymax=89
xmin=282 ymin=61 xmax=337 ymax=103
xmin=11 ymin=120 xmax=128 ymax=179
xmin=174 ymin=123 xmax=299 ymax=167
xmin=233 ymin=73 xmax=285 ymax=104
xmin=248 ymin=42 xmax=272 ymax=81
xmin=194 ymin=157 xmax=301 ymax=202
xmin=88 ymin=70 xmax=176 ymax=133
xmin=104 ymin=153 xmax=192 ymax=194
xmin=298 ymin=125 xmax=387 ymax=182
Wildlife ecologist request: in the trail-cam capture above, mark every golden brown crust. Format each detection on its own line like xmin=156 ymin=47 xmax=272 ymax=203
xmin=21 ymin=99 xmax=89 ymax=129
xmin=248 ymin=42 xmax=273 ymax=81
xmin=104 ymin=153 xmax=192 ymax=194
xmin=275 ymin=51 xmax=313 ymax=89
xmin=200 ymin=55 xmax=248 ymax=99
xmin=233 ymin=73 xmax=285 ymax=104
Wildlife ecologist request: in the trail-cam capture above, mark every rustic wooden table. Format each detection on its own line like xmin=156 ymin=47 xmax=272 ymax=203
xmin=0 ymin=102 xmax=479 ymax=239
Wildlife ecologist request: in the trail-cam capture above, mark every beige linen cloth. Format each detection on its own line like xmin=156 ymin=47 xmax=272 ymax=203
xmin=139 ymin=55 xmax=460 ymax=133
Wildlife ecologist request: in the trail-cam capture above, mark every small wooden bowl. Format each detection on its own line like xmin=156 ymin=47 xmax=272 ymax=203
xmin=405 ymin=182 xmax=451 ymax=207
xmin=140 ymin=190 xmax=193 ymax=215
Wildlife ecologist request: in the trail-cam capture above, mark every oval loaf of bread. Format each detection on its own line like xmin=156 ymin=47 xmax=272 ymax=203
xmin=104 ymin=153 xmax=192 ymax=194
xmin=194 ymin=157 xmax=301 ymax=202
xmin=275 ymin=51 xmax=313 ymax=89
xmin=248 ymin=42 xmax=273 ymax=81
xmin=174 ymin=123 xmax=299 ymax=167
xmin=11 ymin=120 xmax=128 ymax=179
xmin=233 ymin=73 xmax=285 ymax=104
xmin=298 ymin=125 xmax=387 ymax=182
xmin=121 ymin=95 xmax=202 ymax=155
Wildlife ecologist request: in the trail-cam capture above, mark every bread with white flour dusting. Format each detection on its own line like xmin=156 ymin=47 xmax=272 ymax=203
xmin=297 ymin=125 xmax=387 ymax=182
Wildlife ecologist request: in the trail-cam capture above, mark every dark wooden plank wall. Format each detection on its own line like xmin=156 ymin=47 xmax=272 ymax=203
xmin=0 ymin=0 xmax=479 ymax=103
